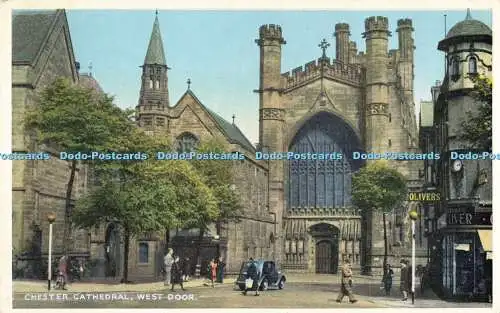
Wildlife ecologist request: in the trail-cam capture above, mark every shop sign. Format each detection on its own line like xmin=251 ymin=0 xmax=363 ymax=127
xmin=408 ymin=192 xmax=441 ymax=202
xmin=446 ymin=207 xmax=492 ymax=226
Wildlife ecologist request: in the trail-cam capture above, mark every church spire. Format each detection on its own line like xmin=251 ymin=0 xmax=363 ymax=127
xmin=144 ymin=12 xmax=167 ymax=65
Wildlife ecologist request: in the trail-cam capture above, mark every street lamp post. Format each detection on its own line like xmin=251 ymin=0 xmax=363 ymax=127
xmin=409 ymin=209 xmax=418 ymax=305
xmin=47 ymin=212 xmax=56 ymax=291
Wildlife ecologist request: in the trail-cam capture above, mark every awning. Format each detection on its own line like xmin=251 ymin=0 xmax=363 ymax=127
xmin=477 ymin=230 xmax=492 ymax=252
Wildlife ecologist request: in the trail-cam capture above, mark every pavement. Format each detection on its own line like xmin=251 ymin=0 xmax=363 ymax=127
xmin=11 ymin=274 xmax=493 ymax=309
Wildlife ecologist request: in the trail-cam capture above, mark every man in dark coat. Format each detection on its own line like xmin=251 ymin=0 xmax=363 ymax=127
xmin=400 ymin=259 xmax=412 ymax=301
xmin=242 ymin=258 xmax=260 ymax=296
xmin=216 ymin=257 xmax=226 ymax=283
xmin=170 ymin=257 xmax=185 ymax=291
xmin=336 ymin=259 xmax=357 ymax=303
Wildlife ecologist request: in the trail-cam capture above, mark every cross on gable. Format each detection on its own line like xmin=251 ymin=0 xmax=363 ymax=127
xmin=318 ymin=39 xmax=330 ymax=58
xmin=187 ymin=78 xmax=191 ymax=89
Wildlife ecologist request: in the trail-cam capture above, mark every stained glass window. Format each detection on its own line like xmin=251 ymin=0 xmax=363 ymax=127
xmin=287 ymin=113 xmax=362 ymax=209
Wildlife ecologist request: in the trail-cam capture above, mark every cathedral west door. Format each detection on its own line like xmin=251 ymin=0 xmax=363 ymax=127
xmin=284 ymin=112 xmax=364 ymax=271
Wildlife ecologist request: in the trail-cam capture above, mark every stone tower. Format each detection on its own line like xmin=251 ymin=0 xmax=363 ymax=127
xmin=136 ymin=13 xmax=170 ymax=132
xmin=361 ymin=16 xmax=392 ymax=271
xmin=334 ymin=23 xmax=350 ymax=63
xmin=363 ymin=16 xmax=390 ymax=153
xmin=396 ymin=18 xmax=415 ymax=108
xmin=255 ymin=24 xmax=286 ymax=263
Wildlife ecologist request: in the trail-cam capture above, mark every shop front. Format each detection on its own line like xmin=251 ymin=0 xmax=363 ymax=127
xmin=430 ymin=203 xmax=492 ymax=301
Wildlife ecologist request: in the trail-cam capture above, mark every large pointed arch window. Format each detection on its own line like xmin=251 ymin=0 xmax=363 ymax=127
xmin=287 ymin=113 xmax=364 ymax=209
xmin=177 ymin=132 xmax=199 ymax=153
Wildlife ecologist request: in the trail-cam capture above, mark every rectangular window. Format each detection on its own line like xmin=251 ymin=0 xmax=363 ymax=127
xmin=156 ymin=117 xmax=165 ymax=127
xmin=138 ymin=242 xmax=149 ymax=264
xmin=143 ymin=117 xmax=152 ymax=127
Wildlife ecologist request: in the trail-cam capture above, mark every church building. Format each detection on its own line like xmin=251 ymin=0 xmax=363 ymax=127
xmin=12 ymin=10 xmax=428 ymax=281
xmin=133 ymin=13 xmax=426 ymax=276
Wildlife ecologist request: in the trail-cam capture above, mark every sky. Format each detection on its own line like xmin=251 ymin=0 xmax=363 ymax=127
xmin=63 ymin=10 xmax=492 ymax=145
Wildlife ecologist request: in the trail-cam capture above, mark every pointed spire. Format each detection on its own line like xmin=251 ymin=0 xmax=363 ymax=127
xmin=144 ymin=12 xmax=167 ymax=65
xmin=465 ymin=8 xmax=472 ymax=20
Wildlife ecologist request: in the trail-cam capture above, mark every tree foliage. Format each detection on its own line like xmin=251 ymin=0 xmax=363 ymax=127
xmin=25 ymin=77 xmax=133 ymax=152
xmin=460 ymin=75 xmax=492 ymax=151
xmin=24 ymin=77 xmax=134 ymax=254
xmin=351 ymin=160 xmax=408 ymax=212
xmin=190 ymin=138 xmax=244 ymax=229
xmin=73 ymin=160 xmax=217 ymax=234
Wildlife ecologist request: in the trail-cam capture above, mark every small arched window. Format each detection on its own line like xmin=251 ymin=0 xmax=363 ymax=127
xmin=148 ymin=76 xmax=153 ymax=89
xmin=468 ymin=56 xmax=478 ymax=74
xmin=155 ymin=80 xmax=160 ymax=89
xmin=450 ymin=57 xmax=460 ymax=78
xmin=138 ymin=242 xmax=149 ymax=263
xmin=176 ymin=132 xmax=199 ymax=153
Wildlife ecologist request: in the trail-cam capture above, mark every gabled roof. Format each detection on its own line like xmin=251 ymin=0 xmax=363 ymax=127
xmin=181 ymin=89 xmax=255 ymax=152
xmin=144 ymin=15 xmax=167 ymax=65
xmin=12 ymin=10 xmax=58 ymax=64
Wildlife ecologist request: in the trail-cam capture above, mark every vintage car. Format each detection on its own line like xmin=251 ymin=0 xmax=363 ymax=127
xmin=235 ymin=259 xmax=286 ymax=291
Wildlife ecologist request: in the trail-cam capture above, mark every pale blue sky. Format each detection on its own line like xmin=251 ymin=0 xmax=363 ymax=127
xmin=63 ymin=10 xmax=491 ymax=145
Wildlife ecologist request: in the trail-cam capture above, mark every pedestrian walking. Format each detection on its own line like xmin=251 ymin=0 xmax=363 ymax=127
xmin=400 ymin=259 xmax=412 ymax=301
xmin=216 ymin=257 xmax=226 ymax=283
xmin=336 ymin=259 xmax=357 ymax=303
xmin=242 ymin=258 xmax=259 ymax=296
xmin=164 ymin=248 xmax=174 ymax=287
xmin=382 ymin=263 xmax=394 ymax=296
xmin=182 ymin=257 xmax=191 ymax=282
xmin=57 ymin=256 xmax=68 ymax=290
xmin=209 ymin=258 xmax=217 ymax=288
xmin=170 ymin=257 xmax=185 ymax=291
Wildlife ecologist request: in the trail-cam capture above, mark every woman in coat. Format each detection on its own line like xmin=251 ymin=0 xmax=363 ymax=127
xmin=170 ymin=257 xmax=184 ymax=291
xmin=209 ymin=258 xmax=217 ymax=288
xmin=382 ymin=263 xmax=394 ymax=296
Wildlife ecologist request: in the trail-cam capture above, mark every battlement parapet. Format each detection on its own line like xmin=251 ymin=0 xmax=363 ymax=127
xmin=397 ymin=18 xmax=413 ymax=30
xmin=281 ymin=59 xmax=364 ymax=90
xmin=349 ymin=41 xmax=357 ymax=49
xmin=335 ymin=23 xmax=350 ymax=32
xmin=364 ymin=16 xmax=389 ymax=32
xmin=259 ymin=24 xmax=284 ymax=40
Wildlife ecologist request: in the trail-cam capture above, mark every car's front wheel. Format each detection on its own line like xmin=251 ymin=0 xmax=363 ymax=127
xmin=278 ymin=278 xmax=285 ymax=289
xmin=260 ymin=279 xmax=269 ymax=291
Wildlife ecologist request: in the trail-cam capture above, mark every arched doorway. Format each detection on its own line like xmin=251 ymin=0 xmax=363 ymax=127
xmin=104 ymin=223 xmax=121 ymax=277
xmin=310 ymin=223 xmax=339 ymax=274
xmin=286 ymin=112 xmax=364 ymax=210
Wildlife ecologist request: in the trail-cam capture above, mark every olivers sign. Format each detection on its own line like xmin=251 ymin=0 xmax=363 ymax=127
xmin=408 ymin=192 xmax=441 ymax=202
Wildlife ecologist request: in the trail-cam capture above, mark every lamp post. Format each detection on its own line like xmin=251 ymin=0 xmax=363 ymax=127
xmin=409 ymin=209 xmax=419 ymax=305
xmin=47 ymin=212 xmax=56 ymax=291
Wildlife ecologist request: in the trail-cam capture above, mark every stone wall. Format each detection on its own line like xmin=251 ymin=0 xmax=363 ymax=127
xmin=12 ymin=14 xmax=86 ymax=259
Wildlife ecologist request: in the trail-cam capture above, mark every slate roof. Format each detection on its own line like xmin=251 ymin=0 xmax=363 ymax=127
xmin=79 ymin=73 xmax=104 ymax=94
xmin=446 ymin=10 xmax=492 ymax=39
xmin=184 ymin=90 xmax=256 ymax=152
xmin=12 ymin=10 xmax=58 ymax=64
xmin=144 ymin=15 xmax=167 ymax=65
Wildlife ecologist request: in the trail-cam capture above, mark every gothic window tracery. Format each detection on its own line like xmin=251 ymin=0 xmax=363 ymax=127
xmin=176 ymin=132 xmax=199 ymax=153
xmin=287 ymin=113 xmax=362 ymax=209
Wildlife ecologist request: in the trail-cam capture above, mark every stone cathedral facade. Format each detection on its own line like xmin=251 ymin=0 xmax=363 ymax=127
xmin=12 ymin=10 xmax=427 ymax=281
xmin=134 ymin=14 xmax=425 ymax=276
